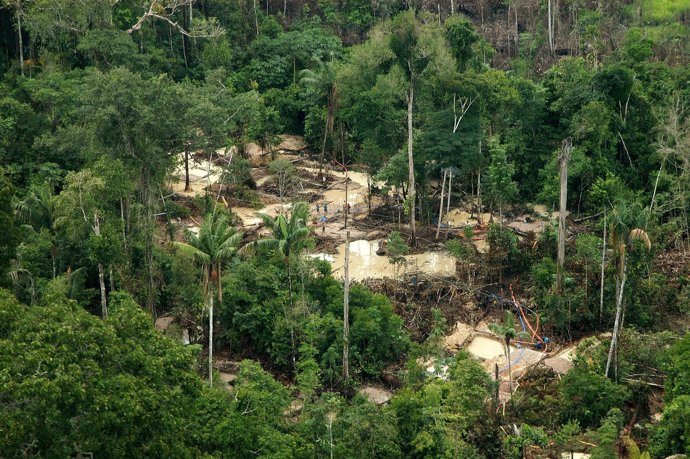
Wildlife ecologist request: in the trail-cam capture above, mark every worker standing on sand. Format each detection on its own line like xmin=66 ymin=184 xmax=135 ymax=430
xmin=316 ymin=203 xmax=320 ymax=214
xmin=320 ymin=215 xmax=327 ymax=233
xmin=323 ymin=202 xmax=328 ymax=215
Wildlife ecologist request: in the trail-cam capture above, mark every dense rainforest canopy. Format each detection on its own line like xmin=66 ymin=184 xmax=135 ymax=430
xmin=0 ymin=0 xmax=689 ymax=457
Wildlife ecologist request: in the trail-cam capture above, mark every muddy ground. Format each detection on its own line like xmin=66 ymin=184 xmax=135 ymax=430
xmin=161 ymin=137 xmax=686 ymax=410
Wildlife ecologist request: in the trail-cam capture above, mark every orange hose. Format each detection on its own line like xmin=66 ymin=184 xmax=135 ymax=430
xmin=510 ymin=284 xmax=547 ymax=351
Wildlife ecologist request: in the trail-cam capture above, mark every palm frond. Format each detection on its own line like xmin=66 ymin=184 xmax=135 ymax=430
xmin=238 ymin=241 xmax=257 ymax=257
xmin=629 ymin=228 xmax=651 ymax=251
xmin=68 ymin=267 xmax=88 ymax=300
xmin=173 ymin=241 xmax=212 ymax=264
xmin=257 ymin=212 xmax=278 ymax=232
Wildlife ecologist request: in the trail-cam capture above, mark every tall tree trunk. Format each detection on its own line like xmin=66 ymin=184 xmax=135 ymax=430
xmin=450 ymin=0 xmax=454 ymax=15
xmin=145 ymin=182 xmax=155 ymax=317
xmin=548 ymin=0 xmax=554 ymax=53
xmin=471 ymin=172 xmax=475 ymax=218
xmin=436 ymin=169 xmax=447 ymax=240
xmin=344 ymin=173 xmax=348 ymax=228
xmin=184 ymin=144 xmax=191 ymax=191
xmin=181 ymin=3 xmax=189 ymax=67
xmin=506 ymin=340 xmax=513 ymax=393
xmin=477 ymin=138 xmax=483 ymax=225
xmin=514 ymin=2 xmax=519 ymax=56
xmin=605 ymin=252 xmax=626 ymax=378
xmin=51 ymin=244 xmax=57 ymax=279
xmin=445 ymin=172 xmax=453 ymax=239
xmin=343 ymin=231 xmax=350 ymax=384
xmin=17 ymin=10 xmax=24 ymax=76
xmin=477 ymin=170 xmax=483 ymax=224
xmin=650 ymin=158 xmax=666 ymax=214
xmin=287 ymin=260 xmax=296 ymax=370
xmin=494 ymin=363 xmax=500 ymax=402
xmin=208 ymin=293 xmax=214 ymax=384
xmin=254 ymin=0 xmax=259 ymax=35
xmin=98 ymin=263 xmax=107 ymax=318
xmin=120 ymin=198 xmax=127 ymax=251
xmin=599 ymin=211 xmax=606 ymax=324
xmin=507 ymin=4 xmax=512 ymax=57
xmin=319 ymin=106 xmax=330 ymax=177
xmin=557 ymin=140 xmax=570 ymax=293
xmin=407 ymin=79 xmax=417 ymax=246
xmin=94 ymin=212 xmax=108 ymax=319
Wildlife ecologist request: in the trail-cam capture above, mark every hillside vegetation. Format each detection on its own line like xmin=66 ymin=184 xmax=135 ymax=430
xmin=0 ymin=0 xmax=689 ymax=457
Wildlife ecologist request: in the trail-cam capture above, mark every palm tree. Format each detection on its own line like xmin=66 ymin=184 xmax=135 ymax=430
xmin=604 ymin=201 xmax=651 ymax=379
xmin=489 ymin=310 xmax=530 ymax=394
xmin=300 ymin=56 xmax=337 ymax=177
xmin=240 ymin=201 xmax=311 ymax=262
xmin=15 ymin=182 xmax=57 ymax=279
xmin=173 ymin=212 xmax=243 ymax=385
xmin=240 ymin=201 xmax=311 ymax=369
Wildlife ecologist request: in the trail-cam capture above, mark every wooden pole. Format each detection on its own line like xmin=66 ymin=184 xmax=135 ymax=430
xmin=343 ymin=231 xmax=350 ymax=384
xmin=557 ymin=139 xmax=571 ymax=293
xmin=436 ymin=169 xmax=447 ymax=239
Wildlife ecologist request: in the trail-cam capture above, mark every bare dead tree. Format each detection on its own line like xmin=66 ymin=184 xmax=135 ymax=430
xmin=343 ymin=231 xmax=350 ymax=384
xmin=128 ymin=0 xmax=224 ymax=38
xmin=557 ymin=138 xmax=571 ymax=293
xmin=453 ymin=94 xmax=476 ymax=133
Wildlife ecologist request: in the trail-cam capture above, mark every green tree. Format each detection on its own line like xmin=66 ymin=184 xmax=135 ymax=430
xmin=173 ymin=212 xmax=243 ymax=384
xmin=391 ymin=353 xmax=494 ymax=457
xmin=24 ymin=0 xmax=113 ymax=63
xmin=503 ymin=424 xmax=548 ymax=459
xmin=487 ymin=223 xmax=520 ymax=285
xmin=589 ymin=408 xmax=624 ymax=459
xmin=650 ymin=333 xmax=690 ymax=456
xmin=240 ymin=201 xmax=311 ymax=368
xmin=300 ymin=55 xmax=338 ymax=175
xmin=386 ymin=230 xmax=409 ymax=276
xmin=390 ymin=9 xmax=434 ymax=246
xmin=489 ymin=310 xmax=529 ymax=394
xmin=53 ymin=169 xmax=110 ymax=318
xmin=560 ymin=366 xmax=629 ymax=428
xmin=337 ymin=32 xmax=404 ymax=195
xmin=487 ymin=135 xmax=518 ymax=221
xmin=555 ymin=420 xmax=582 ymax=459
xmin=1 ymin=0 xmax=28 ymax=74
xmin=604 ymin=201 xmax=651 ymax=379
xmin=0 ymin=169 xmax=18 ymax=286
xmin=242 ymin=201 xmax=311 ymax=262
xmin=0 ymin=289 xmax=203 ymax=457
